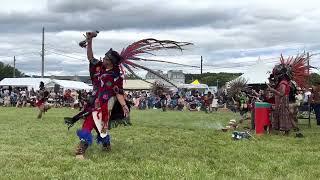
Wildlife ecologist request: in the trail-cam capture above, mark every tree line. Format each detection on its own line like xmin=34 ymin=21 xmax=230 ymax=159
xmin=0 ymin=62 xmax=25 ymax=81
xmin=186 ymin=72 xmax=320 ymax=87
xmin=185 ymin=72 xmax=242 ymax=87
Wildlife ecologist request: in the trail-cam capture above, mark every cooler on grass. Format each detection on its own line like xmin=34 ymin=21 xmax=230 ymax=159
xmin=254 ymin=102 xmax=271 ymax=134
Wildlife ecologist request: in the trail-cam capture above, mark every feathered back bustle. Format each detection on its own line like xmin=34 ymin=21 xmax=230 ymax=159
xmin=119 ymin=38 xmax=193 ymax=87
xmin=227 ymin=77 xmax=249 ymax=98
xmin=277 ymin=53 xmax=310 ymax=88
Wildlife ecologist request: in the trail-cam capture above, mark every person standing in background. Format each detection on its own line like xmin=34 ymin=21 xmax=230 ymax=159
xmin=311 ymin=82 xmax=320 ymax=126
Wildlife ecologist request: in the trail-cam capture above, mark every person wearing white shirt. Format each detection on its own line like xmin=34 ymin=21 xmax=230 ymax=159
xmin=303 ymin=90 xmax=312 ymax=105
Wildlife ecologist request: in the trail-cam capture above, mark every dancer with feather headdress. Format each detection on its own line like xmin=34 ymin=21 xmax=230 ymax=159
xmin=227 ymin=77 xmax=250 ymax=117
xmin=73 ymin=31 xmax=192 ymax=159
xmin=35 ymin=81 xmax=51 ymax=119
xmin=267 ymin=53 xmax=309 ymax=135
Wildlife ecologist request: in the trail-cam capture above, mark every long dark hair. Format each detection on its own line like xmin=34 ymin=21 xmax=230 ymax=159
xmin=288 ymin=81 xmax=297 ymax=103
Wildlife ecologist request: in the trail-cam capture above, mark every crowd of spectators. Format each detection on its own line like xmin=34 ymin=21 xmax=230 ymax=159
xmin=0 ymin=86 xmax=88 ymax=109
xmin=126 ymin=90 xmax=222 ymax=113
xmin=3 ymin=85 xmax=315 ymax=117
xmin=0 ymin=86 xmax=228 ymax=113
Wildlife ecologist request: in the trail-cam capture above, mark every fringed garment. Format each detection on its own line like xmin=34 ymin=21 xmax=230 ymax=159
xmin=272 ymin=80 xmax=293 ymax=131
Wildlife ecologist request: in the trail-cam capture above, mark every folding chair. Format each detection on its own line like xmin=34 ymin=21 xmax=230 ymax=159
xmin=298 ymin=102 xmax=311 ymax=128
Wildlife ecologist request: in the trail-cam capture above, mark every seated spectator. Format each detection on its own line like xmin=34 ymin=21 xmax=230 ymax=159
xmin=11 ymin=92 xmax=18 ymax=106
xmin=16 ymin=95 xmax=22 ymax=108
xmin=3 ymin=95 xmax=11 ymax=107
xmin=177 ymin=96 xmax=185 ymax=111
xmin=211 ymin=97 xmax=218 ymax=111
xmin=188 ymin=102 xmax=198 ymax=111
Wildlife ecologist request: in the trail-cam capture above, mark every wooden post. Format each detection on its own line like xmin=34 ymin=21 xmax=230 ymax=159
xmin=307 ymin=52 xmax=311 ymax=128
xmin=200 ymin=56 xmax=203 ymax=75
xmin=307 ymin=52 xmax=310 ymax=86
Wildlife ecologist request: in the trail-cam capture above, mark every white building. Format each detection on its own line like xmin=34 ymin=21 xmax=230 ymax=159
xmin=167 ymin=70 xmax=185 ymax=84
xmin=145 ymin=70 xmax=185 ymax=86
xmin=145 ymin=70 xmax=167 ymax=80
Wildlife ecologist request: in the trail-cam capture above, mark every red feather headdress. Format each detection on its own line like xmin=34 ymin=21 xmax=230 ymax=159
xmin=118 ymin=38 xmax=194 ymax=87
xmin=273 ymin=53 xmax=310 ymax=88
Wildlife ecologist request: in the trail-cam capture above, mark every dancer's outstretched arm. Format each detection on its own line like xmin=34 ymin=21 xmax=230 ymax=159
xmin=267 ymin=83 xmax=285 ymax=97
xmin=86 ymin=32 xmax=97 ymax=61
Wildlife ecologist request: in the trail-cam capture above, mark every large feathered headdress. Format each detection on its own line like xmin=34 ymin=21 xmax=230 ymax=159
xmin=272 ymin=53 xmax=310 ymax=88
xmin=227 ymin=77 xmax=249 ymax=98
xmin=118 ymin=38 xmax=193 ymax=87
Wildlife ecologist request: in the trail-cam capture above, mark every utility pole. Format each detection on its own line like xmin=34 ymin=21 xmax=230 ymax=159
xmin=13 ymin=56 xmax=16 ymax=78
xmin=307 ymin=52 xmax=310 ymax=86
xmin=41 ymin=27 xmax=45 ymax=78
xmin=307 ymin=52 xmax=311 ymax=128
xmin=201 ymin=56 xmax=203 ymax=75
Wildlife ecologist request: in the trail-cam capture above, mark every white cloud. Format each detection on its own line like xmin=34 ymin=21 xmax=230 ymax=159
xmin=0 ymin=0 xmax=320 ymax=76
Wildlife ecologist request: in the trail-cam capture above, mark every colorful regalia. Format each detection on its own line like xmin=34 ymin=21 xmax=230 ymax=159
xmin=268 ymin=53 xmax=309 ymax=134
xmin=73 ymin=32 xmax=193 ymax=159
xmin=36 ymin=81 xmax=51 ymax=119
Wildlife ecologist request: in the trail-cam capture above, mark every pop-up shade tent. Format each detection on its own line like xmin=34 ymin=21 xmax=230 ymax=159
xmin=123 ymin=79 xmax=153 ymax=90
xmin=0 ymin=78 xmax=51 ymax=90
xmin=45 ymin=79 xmax=92 ymax=91
xmin=178 ymin=79 xmax=209 ymax=89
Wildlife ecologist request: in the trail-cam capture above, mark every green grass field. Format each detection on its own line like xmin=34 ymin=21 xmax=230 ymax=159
xmin=1 ymin=107 xmax=320 ymax=179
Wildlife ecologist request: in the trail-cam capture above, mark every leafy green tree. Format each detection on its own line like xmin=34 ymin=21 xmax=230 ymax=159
xmin=185 ymin=72 xmax=242 ymax=87
xmin=0 ymin=62 xmax=25 ymax=81
xmin=310 ymin=73 xmax=320 ymax=85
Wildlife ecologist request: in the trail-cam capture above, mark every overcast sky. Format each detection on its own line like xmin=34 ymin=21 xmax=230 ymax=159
xmin=0 ymin=0 xmax=319 ymax=77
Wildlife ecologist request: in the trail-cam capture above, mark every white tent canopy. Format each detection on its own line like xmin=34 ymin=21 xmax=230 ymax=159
xmin=123 ymin=80 xmax=153 ymax=90
xmin=45 ymin=79 xmax=92 ymax=91
xmin=228 ymin=59 xmax=272 ymax=85
xmin=177 ymin=80 xmax=209 ymax=90
xmin=0 ymin=78 xmax=51 ymax=90
xmin=178 ymin=83 xmax=209 ymax=89
xmin=0 ymin=78 xmax=92 ymax=91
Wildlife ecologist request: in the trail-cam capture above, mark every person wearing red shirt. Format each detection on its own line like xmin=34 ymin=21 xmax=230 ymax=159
xmin=75 ymin=32 xmax=128 ymax=159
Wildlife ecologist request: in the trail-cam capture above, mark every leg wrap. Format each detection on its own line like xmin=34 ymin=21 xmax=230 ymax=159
xmin=75 ymin=140 xmax=89 ymax=155
xmin=76 ymin=129 xmax=93 ymax=145
xmin=97 ymin=134 xmax=111 ymax=145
